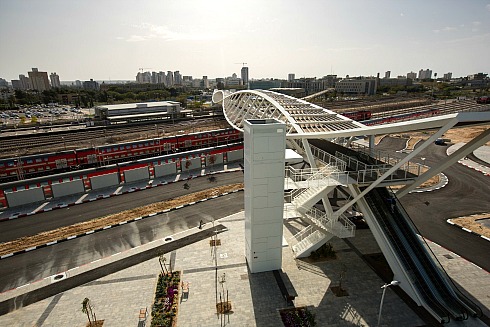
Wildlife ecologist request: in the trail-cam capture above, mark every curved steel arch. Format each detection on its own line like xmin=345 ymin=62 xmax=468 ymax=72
xmin=212 ymin=89 xmax=362 ymax=137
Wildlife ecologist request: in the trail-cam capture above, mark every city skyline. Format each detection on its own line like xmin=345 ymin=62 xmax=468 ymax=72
xmin=1 ymin=0 xmax=489 ymax=81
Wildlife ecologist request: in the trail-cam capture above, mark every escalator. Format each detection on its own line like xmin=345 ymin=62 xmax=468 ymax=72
xmin=364 ymin=187 xmax=481 ymax=323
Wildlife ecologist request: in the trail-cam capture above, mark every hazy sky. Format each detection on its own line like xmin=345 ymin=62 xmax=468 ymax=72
xmin=1 ymin=0 xmax=489 ymax=81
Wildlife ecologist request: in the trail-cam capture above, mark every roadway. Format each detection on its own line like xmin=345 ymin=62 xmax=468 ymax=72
xmin=1 ymin=139 xmax=489 ymax=293
xmin=375 ymin=137 xmax=490 ymax=271
xmin=0 ymin=182 xmax=244 ymax=292
xmin=0 ymin=171 xmax=244 ymax=243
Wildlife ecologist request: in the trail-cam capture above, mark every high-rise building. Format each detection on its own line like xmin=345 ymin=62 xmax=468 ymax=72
xmin=407 ymin=72 xmax=417 ymax=80
xmin=241 ymin=67 xmax=249 ymax=86
xmin=384 ymin=71 xmax=391 ymax=79
xmin=17 ymin=74 xmax=31 ymax=90
xmin=28 ymin=68 xmax=50 ymax=91
xmin=418 ymin=69 xmax=432 ymax=80
xmin=166 ymin=71 xmax=174 ymax=87
xmin=83 ymin=79 xmax=99 ymax=90
xmin=136 ymin=72 xmax=151 ymax=83
xmin=0 ymin=78 xmax=8 ymax=89
xmin=11 ymin=80 xmax=22 ymax=90
xmin=202 ymin=76 xmax=209 ymax=89
xmin=157 ymin=71 xmax=166 ymax=84
xmin=443 ymin=72 xmax=453 ymax=81
xmin=288 ymin=73 xmax=295 ymax=82
xmin=75 ymin=80 xmax=82 ymax=88
xmin=174 ymin=71 xmax=183 ymax=85
xmin=50 ymin=72 xmax=61 ymax=88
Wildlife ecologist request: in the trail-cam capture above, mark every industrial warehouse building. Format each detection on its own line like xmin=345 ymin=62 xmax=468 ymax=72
xmin=94 ymin=101 xmax=187 ymax=123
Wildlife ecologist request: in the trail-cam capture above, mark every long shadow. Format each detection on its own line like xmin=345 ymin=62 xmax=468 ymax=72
xmin=246 ymin=264 xmax=288 ymax=327
xmin=0 ymin=225 xmax=227 ymax=315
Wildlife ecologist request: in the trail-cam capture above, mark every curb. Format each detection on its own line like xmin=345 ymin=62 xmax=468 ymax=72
xmin=446 ymin=218 xmax=490 ymax=243
xmin=409 ymin=172 xmax=448 ymax=193
xmin=458 ymin=160 xmax=490 ymax=177
xmin=0 ymin=188 xmax=243 ymax=260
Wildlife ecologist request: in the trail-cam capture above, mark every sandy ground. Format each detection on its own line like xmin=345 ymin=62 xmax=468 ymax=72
xmin=0 ymin=183 xmax=243 ymax=256
xmin=395 ymin=124 xmax=490 ymax=147
xmin=450 ymin=213 xmax=490 ymax=238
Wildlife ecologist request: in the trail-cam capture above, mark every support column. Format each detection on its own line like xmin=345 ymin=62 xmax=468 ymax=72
xmin=244 ymin=119 xmax=286 ymax=273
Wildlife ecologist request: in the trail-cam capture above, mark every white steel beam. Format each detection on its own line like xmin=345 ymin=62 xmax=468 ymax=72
xmin=397 ymin=128 xmax=490 ymax=198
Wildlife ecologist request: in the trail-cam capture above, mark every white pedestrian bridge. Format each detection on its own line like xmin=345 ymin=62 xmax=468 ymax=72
xmin=214 ymin=89 xmax=490 ymax=324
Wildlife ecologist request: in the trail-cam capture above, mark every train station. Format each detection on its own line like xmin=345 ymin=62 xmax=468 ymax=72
xmin=0 ymin=90 xmax=489 ymax=326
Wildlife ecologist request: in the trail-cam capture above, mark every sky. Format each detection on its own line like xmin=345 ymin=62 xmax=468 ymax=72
xmin=1 ymin=0 xmax=489 ymax=82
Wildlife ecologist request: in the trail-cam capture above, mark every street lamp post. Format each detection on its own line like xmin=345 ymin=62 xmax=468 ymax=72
xmin=377 ymin=280 xmax=400 ymax=327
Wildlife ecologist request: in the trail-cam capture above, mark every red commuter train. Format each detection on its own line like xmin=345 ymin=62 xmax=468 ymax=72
xmin=341 ymin=110 xmax=372 ymax=121
xmin=0 ymin=128 xmax=242 ymax=183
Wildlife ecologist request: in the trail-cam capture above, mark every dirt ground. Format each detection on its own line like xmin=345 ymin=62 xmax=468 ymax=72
xmin=394 ymin=124 xmax=490 ymax=147
xmin=450 ymin=213 xmax=490 ymax=238
xmin=0 ymin=183 xmax=243 ymax=256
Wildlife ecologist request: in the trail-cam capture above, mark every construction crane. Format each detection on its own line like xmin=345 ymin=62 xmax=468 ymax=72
xmin=235 ymin=62 xmax=248 ymax=67
xmin=139 ymin=67 xmax=152 ymax=73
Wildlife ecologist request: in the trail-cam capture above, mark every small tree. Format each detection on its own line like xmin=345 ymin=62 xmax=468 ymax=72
xmin=158 ymin=252 xmax=167 ymax=275
xmin=81 ymin=297 xmax=97 ymax=326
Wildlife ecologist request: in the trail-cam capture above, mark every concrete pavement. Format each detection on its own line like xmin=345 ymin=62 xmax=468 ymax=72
xmin=1 ymin=211 xmax=488 ymax=326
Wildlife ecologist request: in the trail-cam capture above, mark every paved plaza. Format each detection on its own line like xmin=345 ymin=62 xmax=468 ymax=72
xmin=1 ymin=210 xmax=488 ymax=326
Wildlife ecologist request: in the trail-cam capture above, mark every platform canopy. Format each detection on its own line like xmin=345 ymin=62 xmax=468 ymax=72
xmin=212 ymin=89 xmax=365 ymax=135
xmin=213 ymin=89 xmax=490 ymax=139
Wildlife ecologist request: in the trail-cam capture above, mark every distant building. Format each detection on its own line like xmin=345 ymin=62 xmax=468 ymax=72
xmin=241 ymin=67 xmax=249 ymax=86
xmin=166 ymin=71 xmax=174 ymax=87
xmin=157 ymin=71 xmax=166 ymax=84
xmin=11 ymin=79 xmax=22 ymax=90
xmin=288 ymin=73 xmax=295 ymax=82
xmin=443 ymin=72 xmax=452 ymax=81
xmin=28 ymin=68 xmax=50 ymax=91
xmin=202 ymin=76 xmax=209 ymax=89
xmin=384 ymin=71 xmax=391 ymax=79
xmin=379 ymin=78 xmax=413 ymax=87
xmin=99 ymin=83 xmax=165 ymax=92
xmin=225 ymin=73 xmax=242 ymax=87
xmin=50 ymin=72 xmax=61 ymax=88
xmin=95 ymin=101 xmax=181 ymax=120
xmin=418 ymin=69 xmax=432 ymax=80
xmin=19 ymin=74 xmax=30 ymax=90
xmin=407 ymin=72 xmax=417 ymax=80
xmin=287 ymin=77 xmax=332 ymax=95
xmin=136 ymin=71 xmax=151 ymax=83
xmin=0 ymin=78 xmax=8 ymax=89
xmin=335 ymin=79 xmax=377 ymax=95
xmin=249 ymin=79 xmax=282 ymax=90
xmin=75 ymin=80 xmax=82 ymax=88
xmin=174 ymin=71 xmax=183 ymax=85
xmin=83 ymin=79 xmax=99 ymax=90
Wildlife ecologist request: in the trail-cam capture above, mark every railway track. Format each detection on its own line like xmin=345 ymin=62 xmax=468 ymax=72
xmin=0 ymin=118 xmax=228 ymax=157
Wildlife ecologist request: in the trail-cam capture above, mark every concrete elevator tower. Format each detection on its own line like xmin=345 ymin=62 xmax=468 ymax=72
xmin=243 ymin=119 xmax=286 ymax=273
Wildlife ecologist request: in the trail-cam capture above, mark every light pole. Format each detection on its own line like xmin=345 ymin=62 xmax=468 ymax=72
xmin=377 ymin=280 xmax=400 ymax=327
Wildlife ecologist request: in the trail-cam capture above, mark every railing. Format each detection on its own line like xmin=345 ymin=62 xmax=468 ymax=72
xmin=289 ymin=225 xmax=317 ymax=244
xmin=285 ymin=165 xmax=417 ymax=191
xmin=309 ymin=145 xmax=347 ymax=171
xmin=304 ymin=207 xmax=355 ymax=238
xmin=349 ymin=142 xmax=423 ymax=174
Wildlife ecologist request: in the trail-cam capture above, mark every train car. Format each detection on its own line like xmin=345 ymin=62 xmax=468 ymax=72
xmin=0 ymin=128 xmax=243 ymax=183
xmin=0 ymin=150 xmax=78 ymax=183
xmin=174 ymin=128 xmax=242 ymax=151
xmin=341 ymin=110 xmax=372 ymax=121
xmin=476 ymin=96 xmax=490 ymax=104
